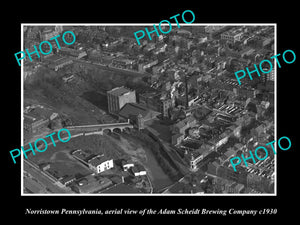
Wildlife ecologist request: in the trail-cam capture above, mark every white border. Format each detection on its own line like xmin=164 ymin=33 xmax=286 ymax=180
xmin=21 ymin=23 xmax=277 ymax=196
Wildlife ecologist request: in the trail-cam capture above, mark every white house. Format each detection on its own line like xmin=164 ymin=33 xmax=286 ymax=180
xmin=122 ymin=160 xmax=134 ymax=171
xmin=131 ymin=165 xmax=147 ymax=177
xmin=88 ymin=155 xmax=114 ymax=174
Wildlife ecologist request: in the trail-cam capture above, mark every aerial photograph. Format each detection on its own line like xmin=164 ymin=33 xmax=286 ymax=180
xmin=22 ymin=24 xmax=275 ymax=195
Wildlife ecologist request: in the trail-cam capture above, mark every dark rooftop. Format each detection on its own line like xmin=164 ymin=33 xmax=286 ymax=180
xmin=102 ymin=183 xmax=142 ymax=194
xmin=88 ymin=155 xmax=109 ymax=167
xmin=118 ymin=103 xmax=160 ymax=120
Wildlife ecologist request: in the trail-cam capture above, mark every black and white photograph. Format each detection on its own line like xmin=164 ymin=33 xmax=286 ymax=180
xmin=21 ymin=24 xmax=276 ymax=195
xmin=3 ymin=3 xmax=299 ymax=220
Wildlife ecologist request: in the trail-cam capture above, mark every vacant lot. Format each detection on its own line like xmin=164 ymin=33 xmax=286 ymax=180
xmin=27 ymin=134 xmax=128 ymax=180
xmin=48 ymin=160 xmax=92 ymax=179
xmin=81 ymin=91 xmax=108 ymax=112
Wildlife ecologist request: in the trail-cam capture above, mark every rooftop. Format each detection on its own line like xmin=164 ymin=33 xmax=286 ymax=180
xmin=118 ymin=103 xmax=160 ymax=120
xmin=174 ymin=116 xmax=196 ymax=129
xmin=139 ymin=91 xmax=161 ymax=99
xmin=77 ymin=174 xmax=112 ymax=193
xmin=222 ymin=28 xmax=243 ymax=36
xmin=88 ymin=155 xmax=109 ymax=167
xmin=107 ymin=86 xmax=133 ymax=96
xmin=72 ymin=149 xmax=100 ymax=163
xmin=102 ymin=183 xmax=142 ymax=194
xmin=72 ymin=149 xmax=91 ymax=162
xmin=132 ymin=164 xmax=146 ymax=173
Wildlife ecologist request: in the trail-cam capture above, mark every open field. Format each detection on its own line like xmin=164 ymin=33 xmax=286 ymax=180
xmin=81 ymin=91 xmax=108 ymax=112
xmin=27 ymin=134 xmax=127 ymax=180
xmin=47 ymin=160 xmax=91 ymax=179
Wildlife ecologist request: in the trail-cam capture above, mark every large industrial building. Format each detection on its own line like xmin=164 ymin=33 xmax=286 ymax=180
xmin=107 ymin=87 xmax=136 ymax=114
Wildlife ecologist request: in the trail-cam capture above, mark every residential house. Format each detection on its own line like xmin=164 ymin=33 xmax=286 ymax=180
xmin=88 ymin=155 xmax=114 ymax=174
xmin=71 ymin=149 xmax=114 ymax=174
xmin=122 ymin=160 xmax=134 ymax=171
xmin=131 ymin=165 xmax=147 ymax=177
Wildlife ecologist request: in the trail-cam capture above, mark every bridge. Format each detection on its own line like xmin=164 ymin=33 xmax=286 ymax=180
xmin=65 ymin=119 xmax=134 ymax=135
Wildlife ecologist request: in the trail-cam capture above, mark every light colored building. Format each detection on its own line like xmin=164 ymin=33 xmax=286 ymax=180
xmin=203 ymin=26 xmax=223 ymax=33
xmin=138 ymin=59 xmax=158 ymax=72
xmin=122 ymin=160 xmax=134 ymax=171
xmin=62 ymin=74 xmax=75 ymax=83
xmin=88 ymin=156 xmax=114 ymax=174
xmin=131 ymin=165 xmax=147 ymax=177
xmin=55 ymin=25 xmax=63 ymax=34
xmin=107 ymin=87 xmax=136 ymax=114
xmin=221 ymin=30 xmax=243 ymax=43
xmin=184 ymin=144 xmax=213 ymax=171
xmin=72 ymin=149 xmax=114 ymax=174
xmin=112 ymin=58 xmax=135 ymax=66
xmin=48 ymin=57 xmax=73 ymax=71
xmin=266 ymin=69 xmax=275 ymax=81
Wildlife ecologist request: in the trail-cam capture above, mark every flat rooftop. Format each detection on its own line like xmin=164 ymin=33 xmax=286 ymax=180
xmin=107 ymin=87 xmax=133 ymax=96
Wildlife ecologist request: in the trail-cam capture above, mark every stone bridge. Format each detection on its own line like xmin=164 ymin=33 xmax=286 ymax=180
xmin=65 ymin=119 xmax=134 ymax=135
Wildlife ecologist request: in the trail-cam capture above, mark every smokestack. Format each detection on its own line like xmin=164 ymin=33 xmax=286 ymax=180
xmin=185 ymin=75 xmax=189 ymax=109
